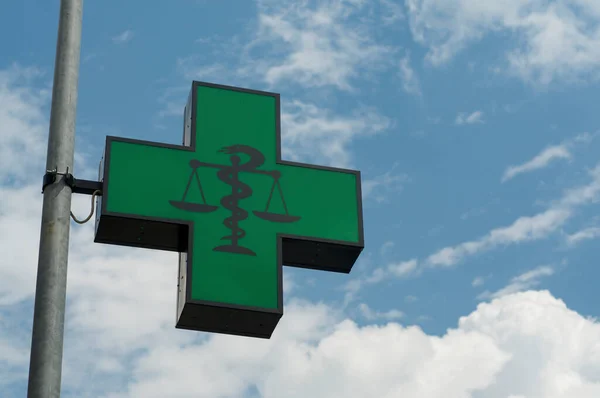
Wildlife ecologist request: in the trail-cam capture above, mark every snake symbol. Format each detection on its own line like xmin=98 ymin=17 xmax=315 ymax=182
xmin=217 ymin=157 xmax=250 ymax=242
xmin=213 ymin=145 xmax=266 ymax=256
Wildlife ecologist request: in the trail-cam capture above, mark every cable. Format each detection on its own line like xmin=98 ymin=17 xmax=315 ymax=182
xmin=70 ymin=190 xmax=102 ymax=224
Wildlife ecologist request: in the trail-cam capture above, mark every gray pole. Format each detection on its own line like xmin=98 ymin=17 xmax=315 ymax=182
xmin=27 ymin=0 xmax=83 ymax=397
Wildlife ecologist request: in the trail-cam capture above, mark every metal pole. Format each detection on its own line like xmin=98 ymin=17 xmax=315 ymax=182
xmin=27 ymin=0 xmax=83 ymax=397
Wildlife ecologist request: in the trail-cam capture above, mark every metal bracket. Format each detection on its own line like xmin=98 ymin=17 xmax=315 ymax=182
xmin=42 ymin=168 xmax=103 ymax=196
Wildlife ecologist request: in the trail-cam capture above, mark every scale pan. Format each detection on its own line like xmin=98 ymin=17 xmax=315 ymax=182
xmin=170 ymin=200 xmax=219 ymax=213
xmin=253 ymin=211 xmax=301 ymax=223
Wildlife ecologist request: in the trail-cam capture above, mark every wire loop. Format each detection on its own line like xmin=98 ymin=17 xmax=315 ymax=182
xmin=70 ymin=190 xmax=102 ymax=224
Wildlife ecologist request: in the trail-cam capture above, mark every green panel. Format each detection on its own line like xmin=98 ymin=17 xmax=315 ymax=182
xmin=105 ymin=85 xmax=359 ymax=310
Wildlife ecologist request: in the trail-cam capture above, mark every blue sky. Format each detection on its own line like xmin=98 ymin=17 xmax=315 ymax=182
xmin=2 ymin=0 xmax=600 ymax=397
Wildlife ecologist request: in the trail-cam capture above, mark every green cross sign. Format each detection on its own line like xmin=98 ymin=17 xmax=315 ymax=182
xmin=94 ymin=82 xmax=364 ymax=338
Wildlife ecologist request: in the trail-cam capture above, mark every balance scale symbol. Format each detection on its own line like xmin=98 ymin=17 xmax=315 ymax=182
xmin=169 ymin=144 xmax=300 ymax=256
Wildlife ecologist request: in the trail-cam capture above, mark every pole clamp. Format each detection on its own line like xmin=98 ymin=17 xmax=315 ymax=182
xmin=42 ymin=167 xmax=103 ymax=196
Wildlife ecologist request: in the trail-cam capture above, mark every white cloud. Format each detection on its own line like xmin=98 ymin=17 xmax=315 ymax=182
xmin=478 ymin=266 xmax=555 ymax=300
xmin=176 ymin=1 xmax=400 ymax=91
xmin=41 ymin=290 xmax=600 ymax=397
xmin=362 ymin=164 xmax=409 ymax=202
xmin=342 ymin=147 xmax=600 ymax=304
xmin=424 ymin=163 xmax=600 ymax=268
xmin=342 ymin=278 xmax=364 ymax=307
xmin=380 ymin=0 xmax=405 ymax=25
xmin=364 ymin=267 xmax=386 ymax=284
xmin=565 ymin=226 xmax=600 ymax=246
xmin=280 ymin=100 xmax=390 ymax=168
xmin=0 ymin=65 xmax=50 ymax=305
xmin=559 ymin=164 xmax=600 ymax=207
xmin=404 ymin=161 xmax=600 ymax=267
xmin=502 ymin=133 xmax=598 ymax=182
xmin=460 ymin=205 xmax=487 ymax=220
xmin=406 ymin=0 xmax=600 ymax=85
xmin=353 ymin=259 xmax=419 ymax=295
xmin=250 ymin=0 xmax=393 ymax=90
xmin=0 ymin=185 xmax=46 ymax=305
xmin=379 ymin=241 xmax=394 ymax=256
xmin=398 ymin=53 xmax=422 ymax=96
xmin=112 ymin=30 xmax=134 ymax=44
xmin=176 ymin=58 xmax=228 ymax=82
xmin=0 ymin=64 xmax=49 ymax=184
xmin=154 ymin=85 xmax=190 ymax=124
xmin=0 ymin=311 xmax=29 ymax=388
xmin=502 ymin=144 xmax=572 ymax=182
xmin=574 ymin=131 xmax=597 ymax=144
xmin=388 ymin=259 xmax=418 ymax=277
xmin=283 ymin=271 xmax=296 ymax=294
xmin=346 ymin=151 xmax=600 ymax=300
xmin=427 ymin=208 xmax=571 ymax=267
xmin=472 ymin=276 xmax=485 ymax=287
xmin=455 ymin=110 xmax=484 ymax=125
xmin=82 ymin=53 xmax=98 ymax=64
xmin=358 ymin=303 xmax=404 ymax=321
